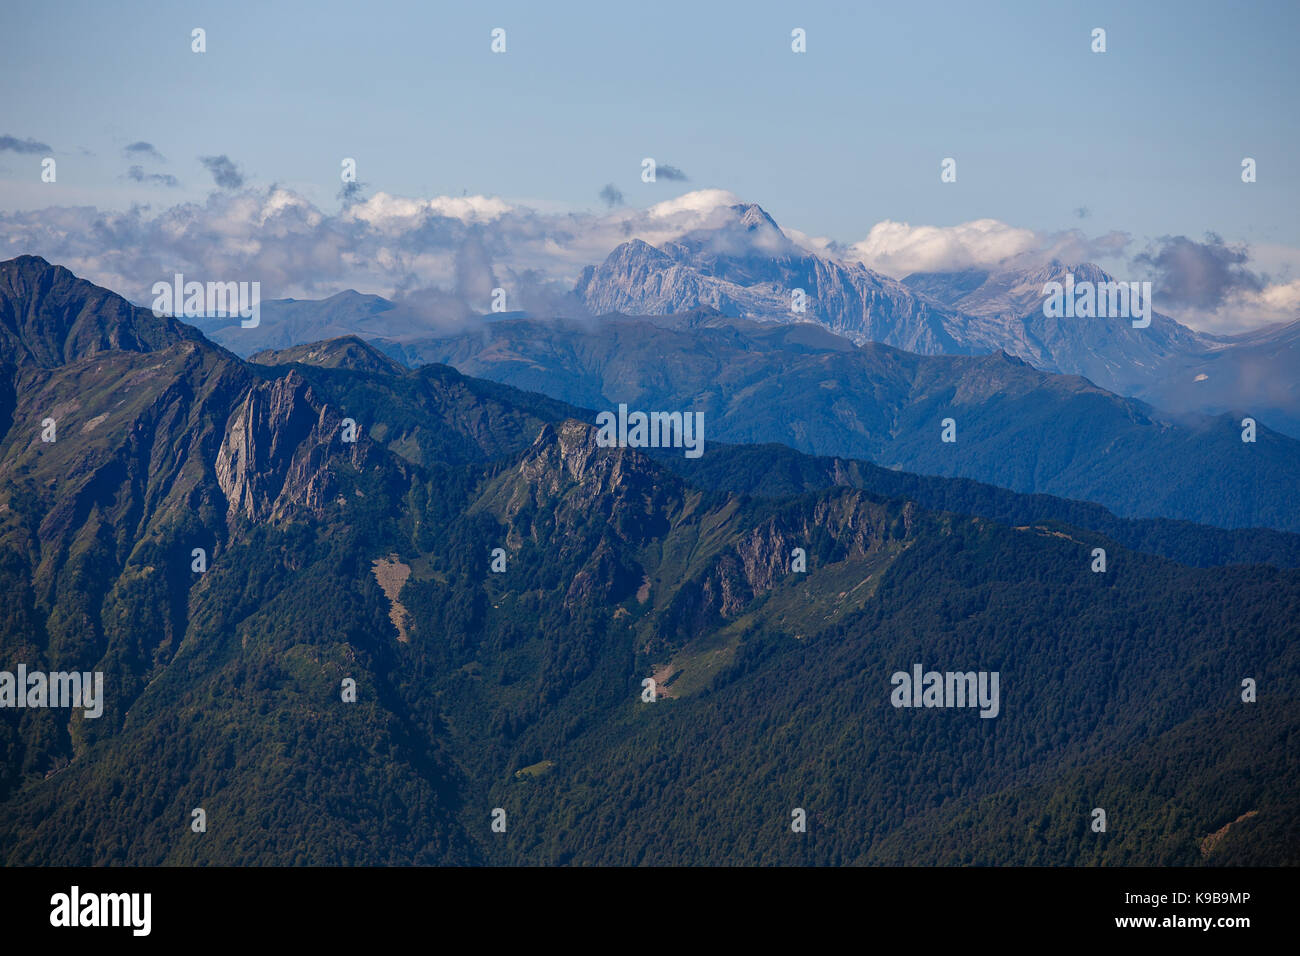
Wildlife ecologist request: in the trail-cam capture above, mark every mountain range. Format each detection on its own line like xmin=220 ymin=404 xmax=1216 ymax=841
xmin=575 ymin=204 xmax=1300 ymax=434
xmin=177 ymin=264 xmax=1300 ymax=533
xmin=179 ymin=201 xmax=1299 ymax=457
xmin=1 ymin=254 xmax=1296 ymax=866
xmin=313 ymin=312 xmax=1300 ymax=533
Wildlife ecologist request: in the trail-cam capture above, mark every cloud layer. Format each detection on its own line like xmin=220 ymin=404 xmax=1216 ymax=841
xmin=1 ymin=180 xmax=1294 ymax=333
xmin=0 ymin=186 xmax=748 ymax=316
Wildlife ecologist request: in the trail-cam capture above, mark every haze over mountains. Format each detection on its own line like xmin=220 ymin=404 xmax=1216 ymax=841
xmin=1 ymin=254 xmax=1296 ymax=866
xmin=901 ymin=264 xmax=1300 ymax=435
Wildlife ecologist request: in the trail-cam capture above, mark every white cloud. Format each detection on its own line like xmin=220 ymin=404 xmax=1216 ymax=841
xmin=347 ymin=192 xmax=512 ymax=227
xmin=845 ymin=219 xmax=1042 ymax=276
xmin=645 ymin=188 xmax=739 ymax=220
xmin=1177 ymin=280 xmax=1300 ymax=335
xmin=1258 ymin=278 xmax=1300 ymax=313
xmin=843 ymin=217 xmax=1135 ymax=280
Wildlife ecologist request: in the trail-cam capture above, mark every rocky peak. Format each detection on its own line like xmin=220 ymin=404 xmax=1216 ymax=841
xmin=0 ymin=255 xmax=204 ymax=367
xmin=249 ymin=335 xmax=406 ymax=375
xmin=732 ymin=202 xmax=782 ymax=233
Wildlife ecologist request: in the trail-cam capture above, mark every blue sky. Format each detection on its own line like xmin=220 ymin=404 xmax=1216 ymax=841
xmin=1 ymin=0 xmax=1298 ymax=328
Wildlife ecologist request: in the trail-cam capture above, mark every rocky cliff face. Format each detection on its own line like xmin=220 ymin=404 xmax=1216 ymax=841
xmin=691 ymin=491 xmax=915 ymax=620
xmin=502 ymin=419 xmax=679 ymax=558
xmin=486 ymin=417 xmax=921 ymax=631
xmin=215 ymin=369 xmax=380 ymax=524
